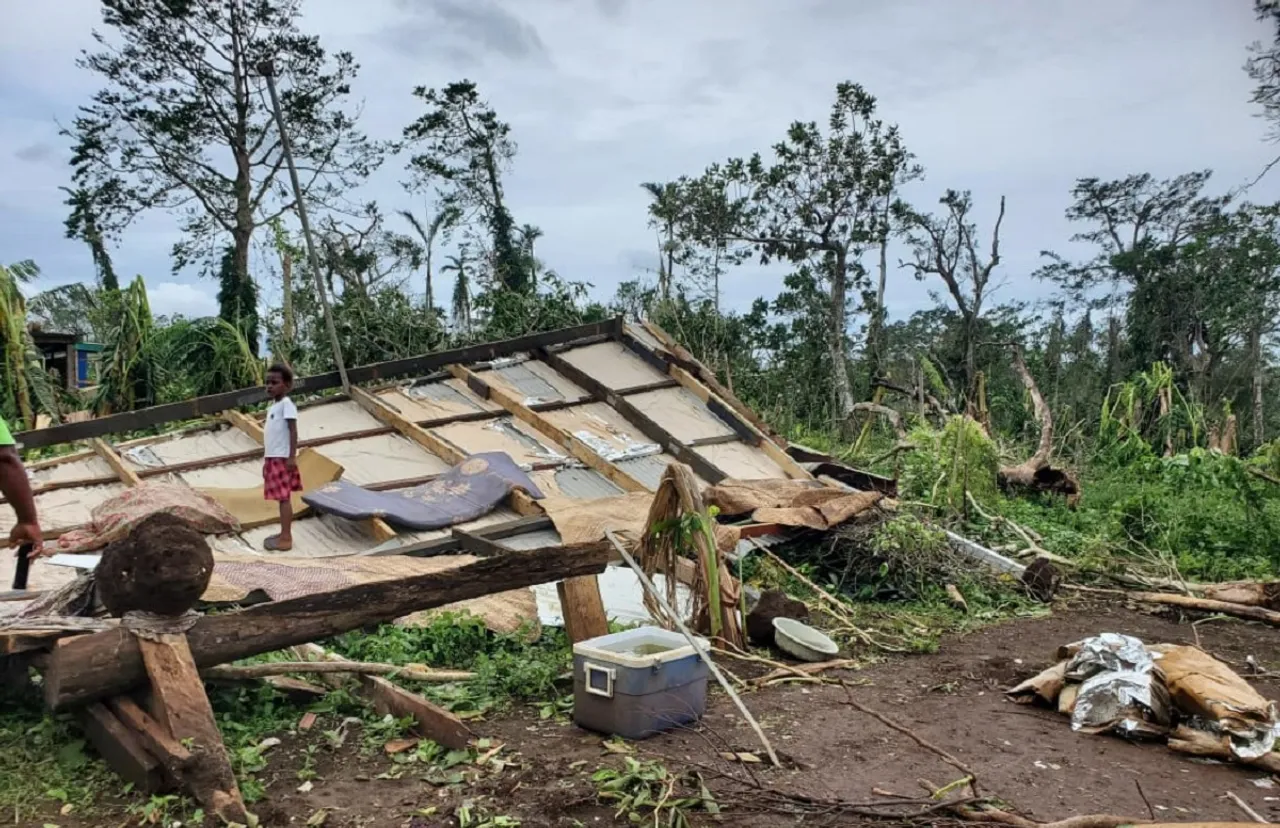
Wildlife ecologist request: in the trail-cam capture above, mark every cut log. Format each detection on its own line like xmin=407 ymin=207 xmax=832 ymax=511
xmin=1132 ymin=592 xmax=1280 ymax=627
xmin=96 ymin=513 xmax=214 ymax=618
xmin=137 ymin=634 xmax=248 ymax=825
xmin=78 ymin=702 xmax=166 ymax=792
xmin=1201 ymin=581 xmax=1280 ymax=610
xmin=43 ymin=540 xmax=610 ymax=709
xmin=557 ymin=576 xmax=609 ymax=643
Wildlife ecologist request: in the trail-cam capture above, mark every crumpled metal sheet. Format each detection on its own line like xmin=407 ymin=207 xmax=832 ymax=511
xmin=1066 ymin=633 xmax=1165 ymax=734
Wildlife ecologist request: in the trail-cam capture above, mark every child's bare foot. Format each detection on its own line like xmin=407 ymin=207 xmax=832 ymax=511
xmin=264 ymin=534 xmax=293 ymax=551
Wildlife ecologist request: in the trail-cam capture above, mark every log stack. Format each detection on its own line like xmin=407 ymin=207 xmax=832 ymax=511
xmin=7 ymin=520 xmax=612 ymax=825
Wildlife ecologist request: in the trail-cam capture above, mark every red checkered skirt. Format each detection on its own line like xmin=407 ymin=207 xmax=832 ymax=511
xmin=263 ymin=457 xmax=303 ymax=502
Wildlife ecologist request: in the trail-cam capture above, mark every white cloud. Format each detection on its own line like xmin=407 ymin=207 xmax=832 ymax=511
xmin=2 ymin=0 xmax=1278 ymax=322
xmin=147 ymin=281 xmax=218 ymax=320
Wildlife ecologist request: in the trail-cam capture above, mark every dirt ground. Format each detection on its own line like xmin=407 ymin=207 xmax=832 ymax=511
xmin=38 ymin=599 xmax=1280 ymax=827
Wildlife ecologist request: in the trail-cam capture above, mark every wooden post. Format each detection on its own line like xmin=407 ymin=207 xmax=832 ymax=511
xmin=557 ymin=576 xmax=609 ymax=643
xmin=136 ymin=633 xmax=248 ymax=824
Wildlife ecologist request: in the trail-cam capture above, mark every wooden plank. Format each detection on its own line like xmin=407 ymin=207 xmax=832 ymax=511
xmin=223 ymin=404 xmax=398 ymax=541
xmin=363 ymin=675 xmax=474 ymax=750
xmin=137 ymin=634 xmax=247 ymax=824
xmin=363 ymin=515 xmax=555 ymax=559
xmin=107 ymin=696 xmax=194 ymax=783
xmin=78 ymin=702 xmax=166 ymax=793
xmin=91 ymin=438 xmax=142 ymax=487
xmin=536 ymin=347 xmax=728 ymax=484
xmin=349 ymin=385 xmax=541 ymax=517
xmin=557 ymin=576 xmax=609 ymax=643
xmin=632 ymin=319 xmax=786 ymax=446
xmin=17 ymin=318 xmax=624 ymax=449
xmin=616 ymin=378 xmax=680 ymax=395
xmin=687 ymin=434 xmax=742 ymax=448
xmin=447 ymin=364 xmax=649 ymax=494
xmin=451 ymin=528 xmax=506 ymax=557
xmin=666 ymin=364 xmax=813 ymax=481
xmin=43 ymin=539 xmax=611 ymax=709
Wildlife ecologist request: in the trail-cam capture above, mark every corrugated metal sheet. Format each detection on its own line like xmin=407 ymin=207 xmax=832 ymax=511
xmin=552 ymin=467 xmax=625 ymax=499
xmin=615 ymin=454 xmax=675 ymax=490
xmin=497 ymin=528 xmax=563 ymax=550
xmin=494 ymin=362 xmax=563 ymax=401
xmin=405 ymin=380 xmax=483 ymax=412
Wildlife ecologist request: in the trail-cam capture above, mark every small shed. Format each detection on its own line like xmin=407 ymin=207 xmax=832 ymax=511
xmin=31 ymin=331 xmax=102 ymax=390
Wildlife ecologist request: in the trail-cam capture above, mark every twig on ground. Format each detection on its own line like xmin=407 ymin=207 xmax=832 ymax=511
xmin=1226 ymin=791 xmax=1269 ymax=824
xmin=840 ymin=681 xmax=980 ymax=795
xmin=1134 ymin=779 xmax=1155 ymax=822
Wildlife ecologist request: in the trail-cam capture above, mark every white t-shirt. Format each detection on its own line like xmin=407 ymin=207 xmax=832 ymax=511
xmin=263 ymin=397 xmax=298 ymax=459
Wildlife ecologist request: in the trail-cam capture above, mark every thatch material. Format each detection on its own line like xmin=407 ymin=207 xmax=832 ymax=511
xmin=637 ymin=463 xmax=742 ymax=648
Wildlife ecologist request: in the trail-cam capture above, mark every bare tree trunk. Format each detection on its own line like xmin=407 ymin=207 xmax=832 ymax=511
xmin=997 ymin=343 xmax=1079 ymax=499
xmin=425 ymin=242 xmax=435 ymax=311
xmin=1252 ymin=324 xmax=1266 ymax=446
xmin=830 ymin=249 xmax=855 ymax=420
xmin=281 ymin=248 xmax=294 ymax=344
xmin=869 ymin=197 xmax=891 ymax=383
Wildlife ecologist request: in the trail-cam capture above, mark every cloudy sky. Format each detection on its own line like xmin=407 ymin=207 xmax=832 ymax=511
xmin=1 ymin=0 xmax=1277 ymax=323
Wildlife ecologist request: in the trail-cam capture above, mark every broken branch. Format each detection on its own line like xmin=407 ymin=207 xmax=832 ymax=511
xmin=202 ymin=661 xmax=474 ymax=683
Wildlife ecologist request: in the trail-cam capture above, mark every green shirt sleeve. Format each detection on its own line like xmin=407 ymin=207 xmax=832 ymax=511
xmin=0 ymin=417 xmax=13 ymax=447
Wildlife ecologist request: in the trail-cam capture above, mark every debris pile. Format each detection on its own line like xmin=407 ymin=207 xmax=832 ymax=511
xmin=1008 ymin=632 xmax=1280 ymax=772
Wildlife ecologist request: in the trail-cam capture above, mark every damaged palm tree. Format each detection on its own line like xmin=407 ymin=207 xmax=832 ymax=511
xmin=996 ymin=342 xmax=1080 ymax=500
xmin=638 ymin=463 xmax=743 ymax=648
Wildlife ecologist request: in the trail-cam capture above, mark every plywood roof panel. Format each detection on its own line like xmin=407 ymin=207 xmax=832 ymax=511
xmin=695 ymin=441 xmax=788 ymax=480
xmin=314 ymin=433 xmax=451 ymax=486
xmin=431 ymin=417 xmax=564 ymax=467
xmin=557 ymin=341 xmax=666 ymax=389
xmin=296 ymin=400 xmax=383 ymax=441
xmin=487 ymin=360 xmax=587 ymax=403
xmin=628 ymin=386 xmax=735 ymax=442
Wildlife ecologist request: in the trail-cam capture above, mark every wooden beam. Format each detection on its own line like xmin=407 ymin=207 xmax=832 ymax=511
xmin=348 ymin=386 xmax=541 ymax=517
xmin=223 ymin=405 xmax=399 ymax=541
xmin=17 ymin=318 xmax=624 ymax=449
xmin=535 ymin=347 xmax=727 ymax=484
xmin=107 ymin=696 xmax=194 ymax=783
xmin=631 ymin=319 xmax=785 ymax=446
xmin=451 ymin=528 xmax=506 ymax=557
xmin=137 ymin=634 xmax=247 ymax=824
xmin=363 ymin=515 xmax=555 ymax=559
xmin=91 ymin=438 xmax=142 ymax=487
xmin=666 ymin=364 xmax=813 ymax=480
xmin=78 ymin=703 xmax=166 ymax=793
xmin=42 ymin=539 xmax=610 ymax=709
xmin=447 ymin=364 xmax=649 ymax=494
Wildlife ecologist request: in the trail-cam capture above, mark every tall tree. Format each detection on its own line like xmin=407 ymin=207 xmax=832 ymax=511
xmin=399 ymin=205 xmax=461 ymax=310
xmin=216 ymin=244 xmax=259 ymax=354
xmin=65 ymin=0 xmax=380 ymax=298
xmin=1247 ymin=0 xmax=1280 ymax=179
xmin=61 ymin=185 xmax=119 ymax=291
xmin=866 ymin=152 xmax=922 ymax=384
xmin=1037 ymin=172 xmax=1228 ymax=380
xmin=443 ymin=249 xmax=473 ymax=335
xmin=641 ymin=181 xmax=684 ymax=301
xmin=671 ymin=82 xmax=913 ymax=422
xmin=403 ymin=81 xmax=526 ymax=293
xmin=900 ymin=190 xmax=1007 ymax=401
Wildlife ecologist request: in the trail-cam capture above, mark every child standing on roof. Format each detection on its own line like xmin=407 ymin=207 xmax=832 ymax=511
xmin=262 ymin=364 xmax=300 ymax=552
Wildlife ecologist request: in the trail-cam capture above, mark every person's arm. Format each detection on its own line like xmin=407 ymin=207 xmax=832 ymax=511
xmin=0 ymin=446 xmax=43 ymax=556
xmin=287 ymin=418 xmax=298 ymax=468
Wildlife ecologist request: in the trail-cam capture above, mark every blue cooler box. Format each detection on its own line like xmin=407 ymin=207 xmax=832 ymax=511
xmin=572 ymin=626 xmax=710 ymax=740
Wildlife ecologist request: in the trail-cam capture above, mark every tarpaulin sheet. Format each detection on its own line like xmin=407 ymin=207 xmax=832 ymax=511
xmin=302 ymin=451 xmax=544 ymax=530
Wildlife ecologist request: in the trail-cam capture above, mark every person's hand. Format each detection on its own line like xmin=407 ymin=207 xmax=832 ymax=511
xmin=9 ymin=522 xmax=44 ymax=558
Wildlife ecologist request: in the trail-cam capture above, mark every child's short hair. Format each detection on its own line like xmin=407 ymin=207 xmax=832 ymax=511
xmin=267 ymin=363 xmax=294 ymax=384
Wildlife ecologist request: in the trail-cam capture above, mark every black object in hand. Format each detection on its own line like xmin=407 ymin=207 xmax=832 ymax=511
xmin=11 ymin=543 xmax=33 ymax=590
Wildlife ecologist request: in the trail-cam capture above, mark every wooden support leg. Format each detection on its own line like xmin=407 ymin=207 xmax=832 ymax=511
xmin=136 ymin=633 xmax=249 ymax=826
xmin=78 ymin=702 xmax=166 ymax=793
xmin=557 ymin=575 xmax=609 ymax=643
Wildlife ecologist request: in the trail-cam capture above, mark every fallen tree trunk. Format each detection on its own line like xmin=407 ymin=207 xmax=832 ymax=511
xmin=995 ymin=343 xmax=1080 ymax=500
xmin=202 ymin=661 xmax=474 ymax=683
xmin=1199 ymin=581 xmax=1280 ymax=610
xmin=1132 ymin=592 xmax=1280 ymax=627
xmin=43 ymin=541 xmax=609 ymax=709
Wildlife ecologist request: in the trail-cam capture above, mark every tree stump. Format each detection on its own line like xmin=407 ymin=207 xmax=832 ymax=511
xmin=96 ymin=514 xmax=214 ymax=618
xmin=746 ymin=589 xmax=809 ymax=646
